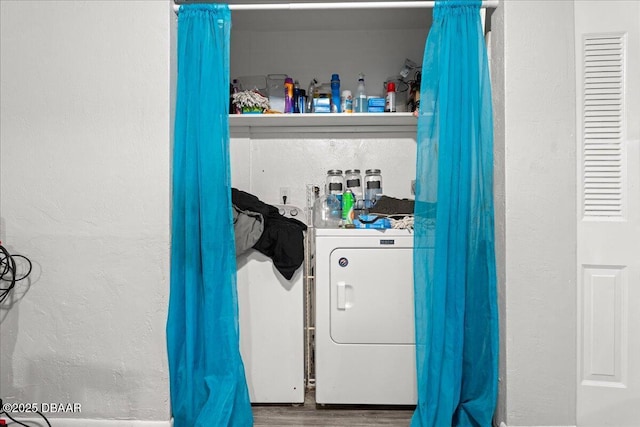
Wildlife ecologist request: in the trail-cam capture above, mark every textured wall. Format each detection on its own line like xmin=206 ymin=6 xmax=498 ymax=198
xmin=230 ymin=132 xmax=418 ymax=211
xmin=500 ymin=1 xmax=577 ymax=425
xmin=0 ymin=1 xmax=171 ymax=423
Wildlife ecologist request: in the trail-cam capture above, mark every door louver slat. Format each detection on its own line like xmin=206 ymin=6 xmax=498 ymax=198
xmin=582 ymin=34 xmax=625 ymax=217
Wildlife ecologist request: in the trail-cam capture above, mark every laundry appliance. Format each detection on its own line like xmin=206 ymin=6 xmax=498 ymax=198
xmin=237 ymin=204 xmax=305 ymax=403
xmin=314 ymin=228 xmax=417 ymax=405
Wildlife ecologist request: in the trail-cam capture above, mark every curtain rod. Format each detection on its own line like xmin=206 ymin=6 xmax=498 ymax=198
xmin=173 ymin=1 xmax=499 ymax=13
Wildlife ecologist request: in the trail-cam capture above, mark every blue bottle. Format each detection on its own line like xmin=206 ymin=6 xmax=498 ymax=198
xmin=331 ymin=74 xmax=341 ymax=113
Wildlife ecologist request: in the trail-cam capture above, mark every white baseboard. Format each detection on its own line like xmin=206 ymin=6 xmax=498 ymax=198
xmin=2 ymin=418 xmax=172 ymax=427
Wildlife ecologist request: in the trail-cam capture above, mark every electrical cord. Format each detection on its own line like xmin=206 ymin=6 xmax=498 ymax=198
xmin=0 ymin=247 xmax=47 ymax=426
xmin=0 ymin=243 xmax=33 ymax=305
xmin=0 ymin=398 xmax=51 ymax=427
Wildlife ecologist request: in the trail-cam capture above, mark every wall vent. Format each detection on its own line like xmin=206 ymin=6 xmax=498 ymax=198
xmin=582 ymin=33 xmax=625 ymax=218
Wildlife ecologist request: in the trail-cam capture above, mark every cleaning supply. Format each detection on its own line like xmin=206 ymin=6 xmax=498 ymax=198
xmin=297 ymin=89 xmax=306 ymax=113
xmin=341 ymin=90 xmax=353 ymax=113
xmin=385 ymin=81 xmax=396 ymax=112
xmin=341 ymin=189 xmax=355 ymax=225
xmin=230 ymin=79 xmax=241 ymax=114
xmin=368 ymin=97 xmax=385 ymax=113
xmin=293 ymin=80 xmax=301 ymax=113
xmin=331 ymin=74 xmax=341 ymax=113
xmin=284 ymin=77 xmax=294 ymax=113
xmin=306 ymin=78 xmax=318 ymax=113
xmin=354 ymin=73 xmax=368 ymax=113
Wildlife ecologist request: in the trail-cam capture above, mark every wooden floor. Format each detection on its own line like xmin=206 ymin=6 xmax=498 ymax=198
xmin=252 ymin=391 xmax=415 ymax=426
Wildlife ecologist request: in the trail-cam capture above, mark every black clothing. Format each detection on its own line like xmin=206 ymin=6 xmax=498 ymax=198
xmin=232 ymin=188 xmax=307 ymax=280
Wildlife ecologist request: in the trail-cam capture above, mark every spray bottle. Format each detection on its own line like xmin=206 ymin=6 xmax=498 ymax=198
xmin=306 ymin=78 xmax=318 ymax=113
xmin=354 ymin=73 xmax=368 ymax=113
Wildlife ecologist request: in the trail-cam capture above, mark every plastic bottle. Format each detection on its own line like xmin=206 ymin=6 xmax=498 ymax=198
xmin=331 ymin=74 xmax=341 ymax=113
xmin=313 ymin=194 xmax=342 ymax=228
xmin=341 ymin=188 xmax=355 ymax=225
xmin=306 ymin=78 xmax=318 ymax=113
xmin=293 ymin=80 xmax=301 ymax=113
xmin=385 ymin=82 xmax=396 ymax=112
xmin=414 ymin=71 xmax=421 ymax=112
xmin=284 ymin=77 xmax=294 ymax=113
xmin=230 ymin=79 xmax=241 ymax=114
xmin=341 ymin=90 xmax=353 ymax=113
xmin=297 ymin=89 xmax=306 ymax=114
xmin=354 ymin=73 xmax=368 ymax=113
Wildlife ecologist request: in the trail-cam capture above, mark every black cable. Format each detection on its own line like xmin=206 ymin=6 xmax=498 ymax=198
xmin=1 ymin=411 xmax=31 ymax=426
xmin=0 ymin=248 xmax=46 ymax=427
xmin=0 ymin=398 xmax=51 ymax=427
xmin=0 ymin=243 xmax=33 ymax=305
xmin=37 ymin=410 xmax=52 ymax=427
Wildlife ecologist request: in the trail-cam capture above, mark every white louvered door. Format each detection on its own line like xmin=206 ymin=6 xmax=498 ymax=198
xmin=576 ymin=2 xmax=640 ymax=426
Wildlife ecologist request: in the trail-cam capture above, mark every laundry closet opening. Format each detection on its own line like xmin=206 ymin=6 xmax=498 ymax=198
xmin=227 ymin=3 xmax=430 ymax=405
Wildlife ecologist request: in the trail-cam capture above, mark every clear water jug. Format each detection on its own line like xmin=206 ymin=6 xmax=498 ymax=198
xmin=313 ymin=194 xmax=342 ymax=228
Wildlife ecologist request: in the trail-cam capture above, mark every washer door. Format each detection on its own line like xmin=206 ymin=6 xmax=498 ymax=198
xmin=330 ymin=247 xmax=415 ymax=345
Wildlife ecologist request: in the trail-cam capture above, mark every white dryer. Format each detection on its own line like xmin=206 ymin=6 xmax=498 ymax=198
xmin=237 ymin=204 xmax=305 ymax=403
xmin=314 ymin=228 xmax=417 ymax=405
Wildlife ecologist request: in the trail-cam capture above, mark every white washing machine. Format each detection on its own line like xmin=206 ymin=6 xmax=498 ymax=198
xmin=237 ymin=204 xmax=305 ymax=403
xmin=314 ymin=228 xmax=417 ymax=405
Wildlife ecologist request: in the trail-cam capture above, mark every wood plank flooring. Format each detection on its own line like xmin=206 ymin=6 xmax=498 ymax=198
xmin=252 ymin=391 xmax=415 ymax=426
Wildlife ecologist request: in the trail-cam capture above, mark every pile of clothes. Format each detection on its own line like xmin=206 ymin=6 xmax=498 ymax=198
xmin=232 ymin=188 xmax=307 ymax=280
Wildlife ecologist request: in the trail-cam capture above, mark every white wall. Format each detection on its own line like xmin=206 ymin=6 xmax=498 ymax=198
xmin=0 ymin=1 xmax=172 ymax=424
xmin=490 ymin=4 xmax=508 ymax=424
xmin=494 ymin=1 xmax=577 ymax=425
xmin=230 ymin=131 xmax=417 ymax=213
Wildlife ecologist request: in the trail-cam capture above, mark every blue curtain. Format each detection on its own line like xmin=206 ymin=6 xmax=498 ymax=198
xmin=167 ymin=5 xmax=253 ymax=427
xmin=412 ymin=1 xmax=498 ymax=426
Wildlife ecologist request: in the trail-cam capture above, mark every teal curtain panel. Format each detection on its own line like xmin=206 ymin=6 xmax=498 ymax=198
xmin=412 ymin=1 xmax=498 ymax=426
xmin=167 ymin=5 xmax=253 ymax=426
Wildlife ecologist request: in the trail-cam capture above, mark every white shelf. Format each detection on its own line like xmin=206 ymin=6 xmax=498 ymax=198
xmin=229 ymin=112 xmax=418 ymax=134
